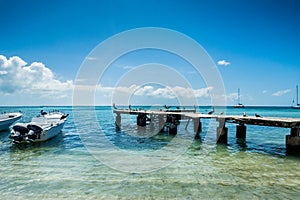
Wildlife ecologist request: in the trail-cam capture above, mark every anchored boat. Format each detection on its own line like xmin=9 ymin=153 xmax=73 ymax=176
xmin=0 ymin=112 xmax=22 ymax=131
xmin=10 ymin=111 xmax=68 ymax=144
xmin=234 ymin=88 xmax=245 ymax=108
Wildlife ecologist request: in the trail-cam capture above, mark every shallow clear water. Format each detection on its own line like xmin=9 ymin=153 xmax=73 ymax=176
xmin=0 ymin=106 xmax=300 ymax=199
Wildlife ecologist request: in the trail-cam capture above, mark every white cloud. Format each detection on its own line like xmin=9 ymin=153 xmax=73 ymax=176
xmin=73 ymin=83 xmax=215 ymax=106
xmin=151 ymin=87 xmax=175 ymax=99
xmin=0 ymin=55 xmax=215 ymax=106
xmin=106 ymin=85 xmax=212 ymax=99
xmin=217 ymin=59 xmax=230 ymax=66
xmin=85 ymin=56 xmax=97 ymax=61
xmin=122 ymin=65 xmax=135 ymax=70
xmin=0 ymin=55 xmax=73 ymax=97
xmin=112 ymin=63 xmax=136 ymax=70
xmin=114 ymin=84 xmax=140 ymax=94
xmin=272 ymin=89 xmax=291 ymax=96
xmin=187 ymin=71 xmax=197 ymax=74
xmin=134 ymin=85 xmax=154 ymax=96
xmin=226 ymin=92 xmax=238 ymax=102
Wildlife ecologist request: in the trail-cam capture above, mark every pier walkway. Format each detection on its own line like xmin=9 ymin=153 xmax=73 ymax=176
xmin=113 ymin=109 xmax=300 ymax=154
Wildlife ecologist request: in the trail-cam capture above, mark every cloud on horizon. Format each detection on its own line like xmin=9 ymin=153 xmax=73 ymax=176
xmin=91 ymin=84 xmax=213 ymax=99
xmin=133 ymin=85 xmax=213 ymax=99
xmin=226 ymin=92 xmax=238 ymax=102
xmin=271 ymin=89 xmax=291 ymax=97
xmin=73 ymin=84 xmax=214 ymax=105
xmin=0 ymin=55 xmax=73 ymax=98
xmin=217 ymin=59 xmax=230 ymax=66
xmin=0 ymin=55 xmax=214 ymax=105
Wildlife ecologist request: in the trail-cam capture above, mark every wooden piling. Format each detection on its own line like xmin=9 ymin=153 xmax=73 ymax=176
xmin=158 ymin=114 xmax=165 ymax=132
xmin=217 ymin=119 xmax=228 ymax=144
xmin=149 ymin=113 xmax=154 ymax=130
xmin=290 ymin=127 xmax=299 ymax=137
xmin=236 ymin=124 xmax=246 ymax=139
xmin=137 ymin=113 xmax=147 ymax=127
xmin=185 ymin=118 xmax=191 ymax=130
xmin=115 ymin=114 xmax=121 ymax=129
xmin=168 ymin=123 xmax=178 ymax=135
xmin=286 ymin=128 xmax=300 ymax=154
xmin=193 ymin=118 xmax=202 ymax=133
xmin=192 ymin=117 xmax=201 ymax=139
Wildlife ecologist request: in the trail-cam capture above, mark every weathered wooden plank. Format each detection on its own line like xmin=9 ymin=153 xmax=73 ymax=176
xmin=226 ymin=116 xmax=300 ymax=128
xmin=113 ymin=109 xmax=300 ymax=128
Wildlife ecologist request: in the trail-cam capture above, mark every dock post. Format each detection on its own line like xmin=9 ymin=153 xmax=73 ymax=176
xmin=168 ymin=116 xmax=178 ymax=135
xmin=149 ymin=113 xmax=154 ymax=130
xmin=115 ymin=114 xmax=121 ymax=129
xmin=185 ymin=118 xmax=191 ymax=130
xmin=193 ymin=117 xmax=201 ymax=139
xmin=236 ymin=124 xmax=246 ymax=145
xmin=137 ymin=113 xmax=146 ymax=127
xmin=286 ymin=128 xmax=300 ymax=154
xmin=158 ymin=114 xmax=165 ymax=132
xmin=236 ymin=124 xmax=246 ymax=139
xmin=217 ymin=118 xmax=228 ymax=144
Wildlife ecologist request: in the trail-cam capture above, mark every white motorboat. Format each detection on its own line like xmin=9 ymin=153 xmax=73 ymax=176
xmin=10 ymin=111 xmax=68 ymax=144
xmin=0 ymin=112 xmax=22 ymax=131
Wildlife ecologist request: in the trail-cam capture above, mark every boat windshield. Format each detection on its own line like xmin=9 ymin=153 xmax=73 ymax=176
xmin=31 ymin=117 xmax=48 ymax=125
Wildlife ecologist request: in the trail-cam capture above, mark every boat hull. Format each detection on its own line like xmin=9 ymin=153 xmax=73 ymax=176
xmin=234 ymin=107 xmax=245 ymax=108
xmin=0 ymin=113 xmax=22 ymax=131
xmin=234 ymin=105 xmax=245 ymax=108
xmin=292 ymin=105 xmax=300 ymax=109
xmin=10 ymin=111 xmax=68 ymax=144
xmin=35 ymin=121 xmax=65 ymax=142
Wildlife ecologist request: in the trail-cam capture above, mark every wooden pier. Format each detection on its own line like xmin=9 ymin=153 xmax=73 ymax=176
xmin=113 ymin=109 xmax=300 ymax=154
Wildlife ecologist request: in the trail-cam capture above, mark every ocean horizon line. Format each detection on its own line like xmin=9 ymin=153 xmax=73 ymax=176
xmin=0 ymin=105 xmax=297 ymax=108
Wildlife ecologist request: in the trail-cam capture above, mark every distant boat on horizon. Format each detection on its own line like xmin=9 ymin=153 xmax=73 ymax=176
xmin=234 ymin=88 xmax=245 ymax=108
xmin=292 ymin=85 xmax=300 ymax=109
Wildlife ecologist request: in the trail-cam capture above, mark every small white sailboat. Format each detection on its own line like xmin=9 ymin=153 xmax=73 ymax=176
xmin=292 ymin=85 xmax=300 ymax=109
xmin=234 ymin=88 xmax=245 ymax=108
xmin=0 ymin=112 xmax=22 ymax=131
xmin=10 ymin=110 xmax=68 ymax=144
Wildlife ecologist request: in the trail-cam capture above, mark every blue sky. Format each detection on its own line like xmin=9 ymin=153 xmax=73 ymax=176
xmin=0 ymin=0 xmax=299 ymax=106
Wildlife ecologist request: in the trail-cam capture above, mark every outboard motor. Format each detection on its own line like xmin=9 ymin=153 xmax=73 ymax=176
xmin=27 ymin=124 xmax=43 ymax=141
xmin=10 ymin=125 xmax=29 ymax=143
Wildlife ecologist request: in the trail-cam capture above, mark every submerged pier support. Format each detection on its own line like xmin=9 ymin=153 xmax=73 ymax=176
xmin=137 ymin=113 xmax=147 ymax=127
xmin=236 ymin=124 xmax=246 ymax=139
xmin=217 ymin=119 xmax=228 ymax=144
xmin=193 ymin=118 xmax=202 ymax=133
xmin=158 ymin=114 xmax=165 ymax=132
xmin=115 ymin=113 xmax=121 ymax=129
xmin=149 ymin=113 xmax=155 ymax=130
xmin=236 ymin=124 xmax=247 ymax=144
xmin=193 ymin=117 xmax=202 ymax=139
xmin=166 ymin=115 xmax=178 ymax=135
xmin=286 ymin=128 xmax=300 ymax=154
xmin=168 ymin=122 xmax=178 ymax=135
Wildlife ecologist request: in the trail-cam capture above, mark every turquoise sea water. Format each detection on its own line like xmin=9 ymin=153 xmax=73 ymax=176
xmin=0 ymin=106 xmax=300 ymax=199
